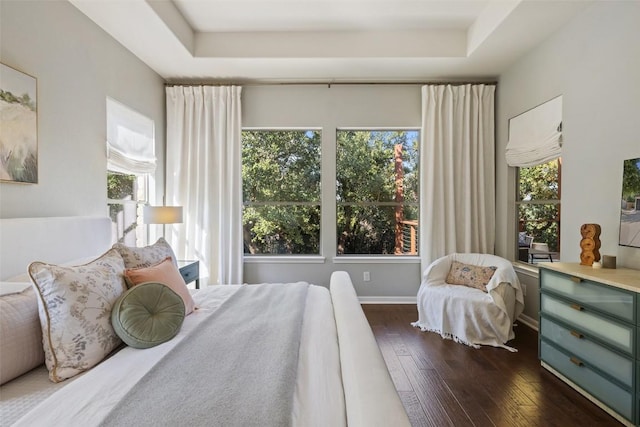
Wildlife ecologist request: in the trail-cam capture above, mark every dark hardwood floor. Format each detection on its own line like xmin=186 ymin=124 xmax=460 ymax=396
xmin=362 ymin=304 xmax=623 ymax=427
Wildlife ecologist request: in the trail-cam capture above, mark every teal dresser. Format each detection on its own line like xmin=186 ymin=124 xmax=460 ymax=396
xmin=538 ymin=263 xmax=640 ymax=427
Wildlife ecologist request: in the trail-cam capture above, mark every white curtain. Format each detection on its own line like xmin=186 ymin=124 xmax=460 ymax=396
xmin=419 ymin=84 xmax=496 ymax=272
xmin=506 ymin=95 xmax=562 ymax=167
xmin=106 ymin=97 xmax=156 ymax=174
xmin=165 ymin=86 xmax=243 ymax=285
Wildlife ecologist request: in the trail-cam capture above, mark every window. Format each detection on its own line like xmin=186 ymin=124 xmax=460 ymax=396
xmin=516 ymin=158 xmax=561 ymax=263
xmin=336 ymin=130 xmax=419 ymax=255
xmin=106 ymin=98 xmax=155 ymax=246
xmin=107 ymin=172 xmax=148 ymax=245
xmin=242 ymin=129 xmax=321 ymax=255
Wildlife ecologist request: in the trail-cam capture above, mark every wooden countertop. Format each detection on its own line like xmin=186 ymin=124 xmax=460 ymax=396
xmin=538 ymin=262 xmax=640 ymax=293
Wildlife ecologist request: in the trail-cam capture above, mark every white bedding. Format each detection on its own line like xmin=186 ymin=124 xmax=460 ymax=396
xmin=1 ymin=217 xmax=410 ymax=427
xmin=8 ymin=285 xmax=346 ymax=427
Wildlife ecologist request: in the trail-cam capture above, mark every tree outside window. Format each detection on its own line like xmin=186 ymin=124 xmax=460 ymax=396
xmin=107 ymin=171 xmax=148 ymax=246
xmin=336 ymin=130 xmax=419 ymax=255
xmin=517 ymin=158 xmax=561 ymax=261
xmin=242 ymin=130 xmax=321 ymax=255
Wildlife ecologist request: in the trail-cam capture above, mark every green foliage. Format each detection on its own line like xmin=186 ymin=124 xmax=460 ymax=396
xmin=518 ymin=159 xmax=560 ymax=253
xmin=242 ymin=130 xmax=321 ymax=254
xmin=107 ymin=172 xmax=136 ymax=200
xmin=107 ymin=172 xmax=137 ymax=241
xmin=241 ymin=129 xmax=419 ymax=255
xmin=336 ymin=130 xmax=419 ymax=254
xmin=518 ymin=159 xmax=559 ymax=201
xmin=519 ymin=204 xmax=560 ymax=252
xmin=622 ymin=158 xmax=640 ymax=201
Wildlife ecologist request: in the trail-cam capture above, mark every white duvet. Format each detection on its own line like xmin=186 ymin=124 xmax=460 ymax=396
xmin=10 ymin=285 xmax=346 ymax=427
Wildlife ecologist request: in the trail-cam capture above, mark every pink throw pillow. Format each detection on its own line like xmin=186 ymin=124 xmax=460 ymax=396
xmin=124 ymin=257 xmax=196 ymax=315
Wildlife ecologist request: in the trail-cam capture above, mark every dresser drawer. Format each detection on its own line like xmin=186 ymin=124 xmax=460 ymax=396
xmin=541 ymin=293 xmax=634 ymax=356
xmin=541 ymin=340 xmax=634 ymax=422
xmin=540 ymin=269 xmax=635 ymax=323
xmin=540 ymin=316 xmax=633 ymax=387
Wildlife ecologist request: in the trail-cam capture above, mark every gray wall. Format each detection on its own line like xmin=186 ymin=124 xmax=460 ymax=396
xmin=3 ymin=1 xmax=638 ymax=304
xmin=0 ymin=0 xmax=165 ymax=218
xmin=496 ymin=1 xmax=640 ymax=321
xmin=242 ymin=84 xmax=422 ymax=297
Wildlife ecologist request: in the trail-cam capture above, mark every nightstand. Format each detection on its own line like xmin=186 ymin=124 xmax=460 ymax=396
xmin=178 ymin=260 xmax=200 ymax=289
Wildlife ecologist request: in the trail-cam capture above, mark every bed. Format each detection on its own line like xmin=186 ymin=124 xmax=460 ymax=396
xmin=0 ymin=216 xmax=410 ymax=426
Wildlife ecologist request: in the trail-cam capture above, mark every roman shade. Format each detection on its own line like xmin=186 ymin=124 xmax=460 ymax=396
xmin=505 ymin=95 xmax=562 ymax=167
xmin=106 ymin=97 xmax=156 ymax=174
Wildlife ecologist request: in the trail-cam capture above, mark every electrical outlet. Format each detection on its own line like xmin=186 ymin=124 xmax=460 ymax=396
xmin=522 ymin=283 xmax=527 ymax=296
xmin=363 ymin=271 xmax=371 ymax=282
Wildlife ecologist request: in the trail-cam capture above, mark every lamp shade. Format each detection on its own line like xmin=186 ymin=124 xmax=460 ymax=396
xmin=143 ymin=206 xmax=183 ymax=224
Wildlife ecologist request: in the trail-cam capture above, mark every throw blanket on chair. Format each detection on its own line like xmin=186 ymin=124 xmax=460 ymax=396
xmin=101 ymin=283 xmax=309 ymax=427
xmin=412 ymin=253 xmax=524 ymax=352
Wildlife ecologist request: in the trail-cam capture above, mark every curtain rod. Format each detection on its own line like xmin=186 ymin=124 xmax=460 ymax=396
xmin=164 ymin=80 xmax=497 ymax=87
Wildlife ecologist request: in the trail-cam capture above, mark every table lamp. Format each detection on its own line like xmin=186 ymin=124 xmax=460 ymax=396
xmin=143 ymin=205 xmax=183 ymax=238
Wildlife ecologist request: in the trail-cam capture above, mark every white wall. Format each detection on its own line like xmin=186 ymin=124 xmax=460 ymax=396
xmin=0 ymin=1 xmax=165 ymax=218
xmin=496 ymin=1 xmax=640 ymax=320
xmin=242 ymin=84 xmax=422 ymax=297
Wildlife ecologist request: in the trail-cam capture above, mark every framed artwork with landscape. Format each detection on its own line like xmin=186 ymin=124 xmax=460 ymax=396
xmin=619 ymin=157 xmax=640 ymax=248
xmin=0 ymin=62 xmax=38 ymax=184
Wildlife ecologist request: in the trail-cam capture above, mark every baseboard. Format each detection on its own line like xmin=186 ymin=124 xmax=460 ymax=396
xmin=517 ymin=313 xmax=539 ymax=331
xmin=359 ymin=296 xmax=417 ymax=304
xmin=357 ymin=299 xmax=540 ymax=330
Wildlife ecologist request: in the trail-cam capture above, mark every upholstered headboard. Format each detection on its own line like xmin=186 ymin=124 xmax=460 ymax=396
xmin=0 ymin=216 xmax=112 ymax=280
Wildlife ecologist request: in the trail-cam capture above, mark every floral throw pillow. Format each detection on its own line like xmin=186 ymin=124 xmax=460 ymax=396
xmin=112 ymin=237 xmax=178 ymax=269
xmin=28 ymin=249 xmax=127 ymax=383
xmin=445 ymin=261 xmax=497 ymax=293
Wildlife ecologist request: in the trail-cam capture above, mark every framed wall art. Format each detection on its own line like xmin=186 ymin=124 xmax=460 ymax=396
xmin=619 ymin=157 xmax=640 ymax=248
xmin=0 ymin=63 xmax=38 ymax=183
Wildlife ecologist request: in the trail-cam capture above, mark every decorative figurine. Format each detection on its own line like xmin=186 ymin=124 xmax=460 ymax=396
xmin=579 ymin=223 xmax=601 ymax=266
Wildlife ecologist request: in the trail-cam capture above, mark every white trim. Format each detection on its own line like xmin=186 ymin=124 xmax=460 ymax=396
xmin=517 ymin=313 xmax=538 ymax=331
xmin=359 ymin=296 xmax=417 ymax=304
xmin=333 ymin=256 xmax=420 ymax=264
xmin=243 ymin=255 xmax=326 ymax=264
xmin=513 ymin=262 xmax=539 ymax=278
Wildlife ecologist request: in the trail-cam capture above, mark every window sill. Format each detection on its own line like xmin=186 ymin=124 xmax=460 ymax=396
xmin=244 ymin=255 xmax=326 ymax=264
xmin=513 ymin=261 xmax=539 ymax=278
xmin=333 ymin=256 xmax=421 ymax=264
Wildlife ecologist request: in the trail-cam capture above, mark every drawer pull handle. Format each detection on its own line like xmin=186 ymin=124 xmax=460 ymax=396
xmin=570 ymin=276 xmax=583 ymax=283
xmin=570 ymin=330 xmax=584 ymax=339
xmin=570 ymin=303 xmax=584 ymax=311
xmin=569 ymin=357 xmax=584 ymax=367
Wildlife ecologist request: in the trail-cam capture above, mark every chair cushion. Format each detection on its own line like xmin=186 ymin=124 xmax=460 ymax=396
xmin=446 ymin=261 xmax=497 ymax=292
xmin=111 ymin=282 xmax=185 ymax=349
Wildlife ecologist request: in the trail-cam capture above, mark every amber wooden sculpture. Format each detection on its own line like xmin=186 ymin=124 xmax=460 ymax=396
xmin=579 ymin=223 xmax=601 ymax=266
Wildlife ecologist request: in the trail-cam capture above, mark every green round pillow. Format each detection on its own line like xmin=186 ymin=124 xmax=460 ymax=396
xmin=111 ymin=282 xmax=185 ymax=349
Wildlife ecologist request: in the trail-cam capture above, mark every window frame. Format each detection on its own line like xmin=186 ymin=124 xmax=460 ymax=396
xmin=107 ymin=171 xmax=150 ymax=246
xmin=335 ymin=127 xmax=420 ymax=258
xmin=241 ymin=127 xmax=323 ymax=257
xmin=514 ymin=157 xmax=562 ymax=265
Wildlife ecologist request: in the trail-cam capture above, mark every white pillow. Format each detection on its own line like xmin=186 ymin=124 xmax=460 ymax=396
xmin=112 ymin=237 xmax=178 ymax=269
xmin=0 ymin=281 xmax=32 ymax=296
xmin=29 ymin=249 xmax=127 ymax=383
xmin=0 ymin=286 xmax=44 ymax=385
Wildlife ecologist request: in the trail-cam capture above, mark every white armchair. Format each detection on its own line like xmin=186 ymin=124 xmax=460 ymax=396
xmin=412 ymin=253 xmax=524 ymax=351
